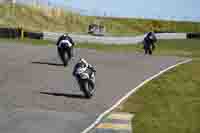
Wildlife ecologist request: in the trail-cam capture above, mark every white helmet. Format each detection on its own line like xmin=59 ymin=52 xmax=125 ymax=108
xmin=79 ymin=58 xmax=88 ymax=67
xmin=63 ymin=33 xmax=68 ymax=37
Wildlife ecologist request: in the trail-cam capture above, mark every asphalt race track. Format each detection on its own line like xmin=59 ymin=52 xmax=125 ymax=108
xmin=0 ymin=42 xmax=188 ymax=133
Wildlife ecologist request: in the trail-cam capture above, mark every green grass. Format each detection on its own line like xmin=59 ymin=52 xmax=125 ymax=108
xmin=154 ymin=39 xmax=200 ymax=58
xmin=111 ymin=39 xmax=200 ymax=133
xmin=1 ymin=4 xmax=200 ymax=36
xmin=118 ymin=61 xmax=200 ymax=133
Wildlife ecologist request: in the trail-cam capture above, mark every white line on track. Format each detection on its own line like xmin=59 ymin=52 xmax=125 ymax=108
xmin=81 ymin=58 xmax=192 ymax=133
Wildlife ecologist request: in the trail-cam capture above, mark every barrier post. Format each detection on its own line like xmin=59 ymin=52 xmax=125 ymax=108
xmin=20 ymin=27 xmax=24 ymax=40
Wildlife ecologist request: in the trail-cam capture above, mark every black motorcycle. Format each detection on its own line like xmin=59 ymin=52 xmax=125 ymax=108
xmin=57 ymin=39 xmax=74 ymax=66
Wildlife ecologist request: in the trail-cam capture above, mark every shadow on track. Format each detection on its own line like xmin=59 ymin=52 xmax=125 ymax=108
xmin=32 ymin=61 xmax=64 ymax=66
xmin=40 ymin=92 xmax=87 ymax=99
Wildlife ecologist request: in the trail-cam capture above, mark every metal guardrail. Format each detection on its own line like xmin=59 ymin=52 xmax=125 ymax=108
xmin=0 ymin=28 xmax=188 ymax=44
xmin=155 ymin=33 xmax=187 ymax=39
xmin=0 ymin=27 xmax=43 ymax=40
xmin=43 ymin=32 xmax=187 ymax=45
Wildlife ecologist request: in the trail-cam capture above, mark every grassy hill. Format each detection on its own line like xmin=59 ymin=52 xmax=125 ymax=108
xmin=0 ymin=4 xmax=200 ymax=35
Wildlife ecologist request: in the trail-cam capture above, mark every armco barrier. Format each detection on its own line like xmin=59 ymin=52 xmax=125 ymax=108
xmin=43 ymin=32 xmax=146 ymax=44
xmin=155 ymin=33 xmax=187 ymax=40
xmin=43 ymin=32 xmax=187 ymax=44
xmin=0 ymin=28 xmax=21 ymax=38
xmin=0 ymin=28 xmax=189 ymax=44
xmin=0 ymin=27 xmax=43 ymax=40
xmin=69 ymin=34 xmax=146 ymax=44
xmin=24 ymin=31 xmax=43 ymax=39
xmin=187 ymin=33 xmax=200 ymax=39
xmin=43 ymin=32 xmax=62 ymax=42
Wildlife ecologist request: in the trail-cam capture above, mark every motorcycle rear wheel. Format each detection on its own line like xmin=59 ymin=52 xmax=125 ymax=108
xmin=82 ymin=81 xmax=94 ymax=99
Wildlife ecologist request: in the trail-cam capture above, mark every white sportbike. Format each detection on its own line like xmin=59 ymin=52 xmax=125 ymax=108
xmin=74 ymin=66 xmax=96 ymax=98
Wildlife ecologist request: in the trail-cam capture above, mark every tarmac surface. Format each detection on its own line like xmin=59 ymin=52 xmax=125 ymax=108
xmin=0 ymin=42 xmax=187 ymax=133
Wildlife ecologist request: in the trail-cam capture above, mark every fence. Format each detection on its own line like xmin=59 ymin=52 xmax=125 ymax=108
xmin=43 ymin=32 xmax=188 ymax=44
xmin=0 ymin=27 xmax=21 ymax=38
xmin=0 ymin=27 xmax=199 ymax=44
xmin=187 ymin=33 xmax=200 ymax=39
xmin=0 ymin=27 xmax=43 ymax=39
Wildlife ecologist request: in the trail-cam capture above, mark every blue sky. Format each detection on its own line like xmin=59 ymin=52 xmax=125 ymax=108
xmin=56 ymin=0 xmax=199 ymax=21
xmin=18 ymin=0 xmax=200 ymax=21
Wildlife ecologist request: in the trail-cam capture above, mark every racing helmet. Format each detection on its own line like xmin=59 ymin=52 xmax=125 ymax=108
xmin=79 ymin=58 xmax=88 ymax=68
xmin=63 ymin=33 xmax=69 ymax=37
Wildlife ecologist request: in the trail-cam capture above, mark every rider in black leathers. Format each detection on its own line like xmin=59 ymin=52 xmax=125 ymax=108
xmin=56 ymin=33 xmax=75 ymax=66
xmin=143 ymin=32 xmax=157 ymax=55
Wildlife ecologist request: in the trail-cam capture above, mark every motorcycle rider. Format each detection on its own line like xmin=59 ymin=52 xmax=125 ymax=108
xmin=56 ymin=33 xmax=75 ymax=66
xmin=143 ymin=31 xmax=157 ymax=55
xmin=73 ymin=58 xmax=96 ymax=89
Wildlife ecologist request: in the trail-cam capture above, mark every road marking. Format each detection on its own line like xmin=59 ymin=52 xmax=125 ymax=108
xmin=81 ymin=58 xmax=192 ymax=133
xmin=106 ymin=113 xmax=133 ymax=121
xmin=102 ymin=118 xmax=131 ymax=124
xmin=96 ymin=123 xmax=131 ymax=130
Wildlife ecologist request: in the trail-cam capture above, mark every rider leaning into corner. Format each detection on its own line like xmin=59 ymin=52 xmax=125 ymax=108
xmin=56 ymin=33 xmax=75 ymax=66
xmin=73 ymin=58 xmax=96 ymax=89
xmin=143 ymin=31 xmax=157 ymax=55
